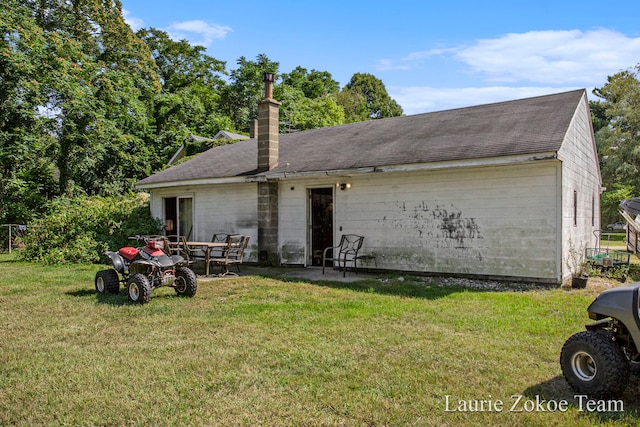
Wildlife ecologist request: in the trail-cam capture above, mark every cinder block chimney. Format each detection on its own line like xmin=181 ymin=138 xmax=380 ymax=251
xmin=257 ymin=72 xmax=279 ymax=172
xmin=257 ymin=72 xmax=280 ymax=266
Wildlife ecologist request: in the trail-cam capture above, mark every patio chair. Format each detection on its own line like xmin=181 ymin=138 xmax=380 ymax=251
xmin=322 ymin=234 xmax=364 ymax=277
xmin=166 ymin=235 xmax=201 ymax=264
xmin=164 ymin=235 xmax=182 ymax=255
xmin=210 ymin=233 xmax=230 ymax=258
xmin=208 ymin=235 xmax=250 ymax=276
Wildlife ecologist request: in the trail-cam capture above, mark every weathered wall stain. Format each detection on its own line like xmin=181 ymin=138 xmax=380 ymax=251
xmin=381 ymin=201 xmax=482 ymax=250
xmin=280 ymin=241 xmax=305 ymax=264
xmin=433 ymin=207 xmax=481 ymax=247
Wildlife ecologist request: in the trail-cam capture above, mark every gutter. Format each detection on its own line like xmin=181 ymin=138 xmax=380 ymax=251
xmin=265 ymin=152 xmax=559 ymax=180
xmin=136 ymin=151 xmax=559 ymax=189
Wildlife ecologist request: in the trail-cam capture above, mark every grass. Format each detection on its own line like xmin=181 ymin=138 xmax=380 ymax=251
xmin=600 ymin=232 xmax=626 ymax=244
xmin=1 ymin=253 xmax=640 ymax=426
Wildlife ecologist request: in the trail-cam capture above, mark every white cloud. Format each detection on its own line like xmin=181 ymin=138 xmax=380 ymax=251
xmin=406 ymin=29 xmax=640 ymax=85
xmin=382 ymin=28 xmax=640 ymax=114
xmin=402 ymin=47 xmax=458 ymax=61
xmin=388 ymin=85 xmax=587 ymax=115
xmin=376 ymin=59 xmax=410 ymax=71
xmin=166 ymin=20 xmax=232 ymax=47
xmin=123 ymin=9 xmax=144 ymax=31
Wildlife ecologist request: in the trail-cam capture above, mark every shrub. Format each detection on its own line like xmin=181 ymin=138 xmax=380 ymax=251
xmin=18 ymin=193 xmax=161 ymax=264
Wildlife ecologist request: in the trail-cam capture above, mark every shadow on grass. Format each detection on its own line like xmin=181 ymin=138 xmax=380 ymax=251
xmin=66 ymin=288 xmax=129 ymax=306
xmin=66 ymin=287 xmax=193 ymax=306
xmin=310 ymin=277 xmax=467 ymax=300
xmin=523 ymin=375 xmax=640 ymax=421
xmin=252 ymin=270 xmax=512 ymax=300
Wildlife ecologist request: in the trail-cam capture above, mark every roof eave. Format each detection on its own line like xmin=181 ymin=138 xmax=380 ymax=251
xmin=265 ymin=152 xmax=560 ymax=180
xmin=135 ymin=175 xmax=259 ymax=190
xmin=136 ymin=152 xmax=559 ymax=189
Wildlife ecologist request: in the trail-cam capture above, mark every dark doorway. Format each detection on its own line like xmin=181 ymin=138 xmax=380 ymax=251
xmin=164 ymin=197 xmax=177 ymax=234
xmin=163 ymin=197 xmax=193 ymax=239
xmin=309 ymin=188 xmax=333 ymax=266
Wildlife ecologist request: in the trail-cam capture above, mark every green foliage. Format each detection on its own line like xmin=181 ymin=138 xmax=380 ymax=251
xmin=0 ymin=1 xmax=402 ymax=231
xmin=342 ymin=72 xmax=403 ymax=120
xmin=589 ymin=100 xmax=608 ymax=133
xmin=336 ymin=89 xmax=370 ymax=123
xmin=593 ymin=65 xmax=640 ymax=227
xmin=275 ymin=85 xmax=345 ymax=131
xmin=18 ymin=193 xmax=161 ymax=264
xmin=281 ymin=66 xmax=340 ymax=99
xmin=137 ymin=27 xmax=230 ymax=159
xmin=220 ymin=54 xmax=279 ymax=132
xmin=0 ymin=0 xmax=57 ymax=223
xmin=601 ymin=183 xmax=635 ymax=226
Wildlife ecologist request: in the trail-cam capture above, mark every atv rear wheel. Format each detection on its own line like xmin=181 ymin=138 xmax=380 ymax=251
xmin=95 ymin=269 xmax=120 ymax=294
xmin=560 ymin=330 xmax=629 ymax=398
xmin=174 ymin=267 xmax=197 ymax=297
xmin=127 ymin=273 xmax=151 ymax=304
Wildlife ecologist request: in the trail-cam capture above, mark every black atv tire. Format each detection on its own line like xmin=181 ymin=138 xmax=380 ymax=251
xmin=127 ymin=273 xmax=151 ymax=304
xmin=560 ymin=330 xmax=629 ymax=398
xmin=174 ymin=267 xmax=197 ymax=297
xmin=95 ymin=269 xmax=120 ymax=294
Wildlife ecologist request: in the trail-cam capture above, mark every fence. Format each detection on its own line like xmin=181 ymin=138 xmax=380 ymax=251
xmin=1 ymin=224 xmax=26 ymax=253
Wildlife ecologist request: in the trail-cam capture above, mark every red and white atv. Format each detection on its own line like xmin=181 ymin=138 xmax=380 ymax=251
xmin=94 ymin=235 xmax=197 ymax=304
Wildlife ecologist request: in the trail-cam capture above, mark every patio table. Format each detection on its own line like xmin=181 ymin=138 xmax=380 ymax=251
xmin=186 ymin=241 xmax=228 ymax=276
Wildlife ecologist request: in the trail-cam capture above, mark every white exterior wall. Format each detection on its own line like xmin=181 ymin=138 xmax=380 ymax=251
xmin=142 ymin=95 xmax=598 ymax=283
xmin=278 ymin=181 xmax=311 ymax=264
xmin=149 ymin=183 xmax=259 ymax=261
xmin=558 ymin=94 xmax=601 ymax=281
xmin=278 ymin=162 xmax=561 ymax=281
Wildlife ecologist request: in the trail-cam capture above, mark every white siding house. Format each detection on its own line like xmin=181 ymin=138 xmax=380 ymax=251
xmin=137 ymin=89 xmax=601 ymax=284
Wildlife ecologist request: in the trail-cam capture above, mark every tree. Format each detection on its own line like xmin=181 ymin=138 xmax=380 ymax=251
xmin=0 ymin=0 xmax=57 ymax=223
xmin=589 ymin=100 xmax=609 ymax=133
xmin=25 ymin=0 xmax=161 ymax=196
xmin=340 ymin=73 xmax=403 ymax=121
xmin=592 ymin=65 xmax=640 ymax=225
xmin=137 ymin=28 xmax=228 ymax=160
xmin=336 ymin=89 xmax=370 ymax=123
xmin=219 ymin=54 xmax=279 ymax=132
xmin=275 ymin=86 xmax=344 ymax=132
xmin=281 ymin=66 xmax=340 ymax=99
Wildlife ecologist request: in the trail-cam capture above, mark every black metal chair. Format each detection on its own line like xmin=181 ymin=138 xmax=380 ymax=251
xmin=208 ymin=235 xmax=250 ymax=276
xmin=322 ymin=234 xmax=364 ymax=277
xmin=209 ymin=233 xmax=230 ymax=258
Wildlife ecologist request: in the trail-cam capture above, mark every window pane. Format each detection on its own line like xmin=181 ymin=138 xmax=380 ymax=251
xmin=178 ymin=198 xmax=193 ymax=239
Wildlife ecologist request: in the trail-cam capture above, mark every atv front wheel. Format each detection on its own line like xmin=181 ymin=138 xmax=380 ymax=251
xmin=174 ymin=267 xmax=197 ymax=297
xmin=560 ymin=330 xmax=629 ymax=398
xmin=95 ymin=269 xmax=120 ymax=294
xmin=127 ymin=273 xmax=151 ymax=304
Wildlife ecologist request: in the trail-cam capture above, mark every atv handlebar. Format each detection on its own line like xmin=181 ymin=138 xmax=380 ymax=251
xmin=128 ymin=235 xmax=167 ymax=242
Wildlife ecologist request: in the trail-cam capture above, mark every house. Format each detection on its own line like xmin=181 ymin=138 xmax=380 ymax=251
xmin=136 ymin=79 xmax=601 ymax=284
xmin=167 ymin=132 xmax=251 ymax=166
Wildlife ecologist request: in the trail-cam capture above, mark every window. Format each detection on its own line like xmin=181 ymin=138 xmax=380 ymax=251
xmin=164 ymin=196 xmax=193 ymax=239
xmin=573 ymin=191 xmax=578 ymax=227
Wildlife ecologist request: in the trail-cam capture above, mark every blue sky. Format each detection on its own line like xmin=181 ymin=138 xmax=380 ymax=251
xmin=121 ymin=0 xmax=640 ymax=115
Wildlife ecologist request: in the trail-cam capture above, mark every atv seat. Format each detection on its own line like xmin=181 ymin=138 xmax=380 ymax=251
xmin=119 ymin=247 xmax=139 ymax=261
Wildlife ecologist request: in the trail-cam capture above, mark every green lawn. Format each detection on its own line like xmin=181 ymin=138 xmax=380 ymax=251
xmin=600 ymin=232 xmax=626 ymax=244
xmin=1 ymin=253 xmax=639 ymax=426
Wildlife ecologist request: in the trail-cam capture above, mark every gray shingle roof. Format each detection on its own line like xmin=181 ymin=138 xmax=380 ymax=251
xmin=136 ymin=89 xmax=586 ymax=186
